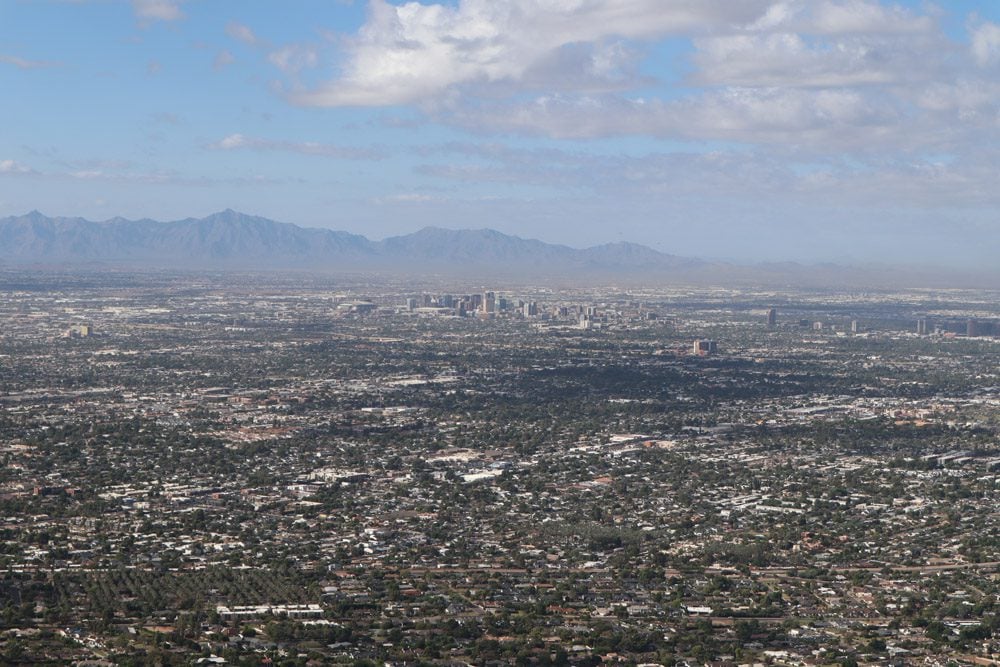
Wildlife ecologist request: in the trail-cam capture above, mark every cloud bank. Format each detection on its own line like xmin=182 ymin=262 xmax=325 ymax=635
xmin=277 ymin=0 xmax=995 ymax=157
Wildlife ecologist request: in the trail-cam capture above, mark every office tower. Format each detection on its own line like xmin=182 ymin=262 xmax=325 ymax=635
xmin=917 ymin=318 xmax=928 ymax=335
xmin=967 ymin=319 xmax=979 ymax=337
xmin=693 ymin=340 xmax=717 ymax=356
xmin=767 ymin=308 xmax=777 ymax=327
xmin=67 ymin=324 xmax=92 ymax=338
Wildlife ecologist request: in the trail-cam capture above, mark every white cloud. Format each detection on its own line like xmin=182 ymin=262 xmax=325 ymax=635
xmin=212 ymin=133 xmax=249 ymax=150
xmin=806 ymin=0 xmax=933 ymax=35
xmin=0 ymin=159 xmax=284 ymax=189
xmin=275 ymin=0 xmax=986 ymax=157
xmin=691 ymin=31 xmax=940 ymax=88
xmin=132 ymin=0 xmax=184 ymax=22
xmin=0 ymin=160 xmax=34 ymax=174
xmin=445 ymin=87 xmax=902 ymax=149
xmin=293 ymin=0 xmax=998 ymax=161
xmin=971 ymin=21 xmax=1000 ymax=67
xmin=71 ymin=170 xmax=106 ymax=180
xmin=292 ymin=0 xmax=772 ymax=107
xmin=915 ymin=79 xmax=1000 ymax=118
xmin=207 ymin=134 xmax=385 ymax=160
xmin=411 ymin=140 xmax=1000 ymax=213
xmin=0 ymin=54 xmax=57 ymax=69
xmin=226 ymin=22 xmax=260 ymax=46
xmin=687 ymin=0 xmax=945 ymax=102
xmin=290 ymin=0 xmax=942 ymax=108
xmin=746 ymin=0 xmax=933 ymax=34
xmin=225 ymin=21 xmax=319 ymax=77
xmin=213 ymin=50 xmax=236 ymax=70
xmin=268 ymin=44 xmax=319 ymax=75
xmin=382 ymin=192 xmax=440 ymax=203
xmin=60 ymin=167 xmax=263 ymax=187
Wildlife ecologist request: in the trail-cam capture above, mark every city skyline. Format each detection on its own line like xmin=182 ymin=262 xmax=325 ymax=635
xmin=3 ymin=0 xmax=1000 ymax=267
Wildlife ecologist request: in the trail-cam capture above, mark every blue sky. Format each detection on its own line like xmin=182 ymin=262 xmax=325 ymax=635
xmin=3 ymin=0 xmax=1000 ymax=267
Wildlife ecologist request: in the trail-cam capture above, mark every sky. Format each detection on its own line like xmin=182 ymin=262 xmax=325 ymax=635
xmin=2 ymin=0 xmax=1000 ymax=267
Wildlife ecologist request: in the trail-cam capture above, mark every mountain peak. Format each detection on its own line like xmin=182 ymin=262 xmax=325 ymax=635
xmin=204 ymin=208 xmax=257 ymax=222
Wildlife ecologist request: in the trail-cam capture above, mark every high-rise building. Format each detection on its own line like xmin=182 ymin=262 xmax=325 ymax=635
xmin=967 ymin=319 xmax=979 ymax=337
xmin=851 ymin=320 xmax=860 ymax=334
xmin=482 ymin=291 xmax=496 ymax=314
xmin=917 ymin=318 xmax=928 ymax=335
xmin=66 ymin=324 xmax=92 ymax=338
xmin=693 ymin=339 xmax=718 ymax=356
xmin=766 ymin=308 xmax=777 ymax=327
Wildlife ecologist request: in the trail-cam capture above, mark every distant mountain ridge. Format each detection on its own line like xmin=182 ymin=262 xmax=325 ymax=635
xmin=0 ymin=210 xmax=699 ymax=274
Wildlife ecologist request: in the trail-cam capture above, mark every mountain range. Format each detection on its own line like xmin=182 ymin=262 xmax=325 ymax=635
xmin=1 ymin=210 xmax=995 ymax=288
xmin=0 ymin=210 xmax=699 ymax=275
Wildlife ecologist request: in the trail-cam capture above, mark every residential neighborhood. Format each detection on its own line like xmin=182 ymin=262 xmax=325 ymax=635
xmin=1 ymin=270 xmax=1000 ymax=665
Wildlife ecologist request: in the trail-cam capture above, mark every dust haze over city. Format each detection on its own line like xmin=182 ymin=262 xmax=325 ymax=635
xmin=4 ymin=1 xmax=1000 ymax=666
